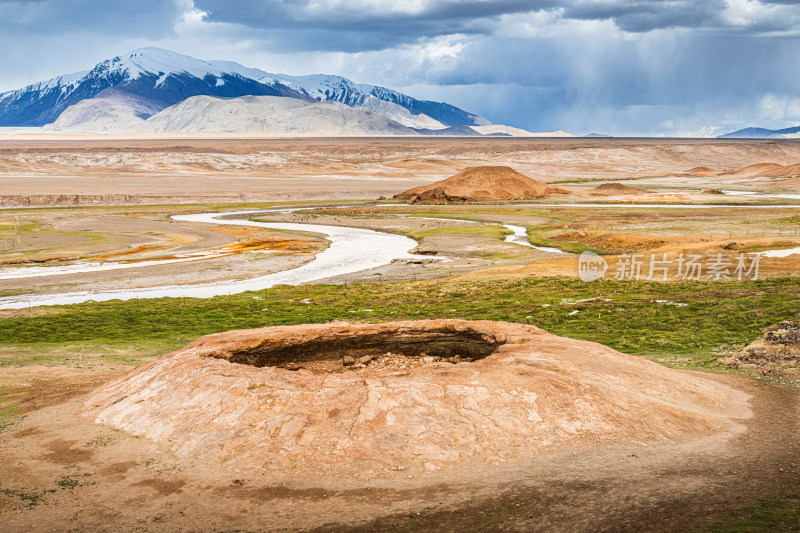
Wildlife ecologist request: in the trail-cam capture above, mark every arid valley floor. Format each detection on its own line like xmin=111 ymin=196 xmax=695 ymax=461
xmin=1 ymin=136 xmax=800 ymax=532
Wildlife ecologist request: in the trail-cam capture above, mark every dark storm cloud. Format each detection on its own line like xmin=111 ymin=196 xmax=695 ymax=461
xmin=562 ymin=1 xmax=724 ymax=32
xmin=195 ymin=0 xmax=556 ymax=26
xmin=2 ymin=0 xmax=800 ymax=135
xmin=0 ymin=0 xmax=182 ymax=36
xmin=191 ymin=0 xmax=561 ymax=50
xmin=194 ymin=0 xmax=800 ymax=51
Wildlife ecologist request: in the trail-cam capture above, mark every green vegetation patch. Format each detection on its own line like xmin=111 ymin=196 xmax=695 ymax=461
xmin=410 ymin=224 xmax=512 ymax=240
xmin=0 ymin=486 xmax=49 ymax=508
xmin=0 ymin=277 xmax=797 ymax=360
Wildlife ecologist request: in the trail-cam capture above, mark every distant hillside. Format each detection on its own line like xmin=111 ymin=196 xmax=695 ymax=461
xmin=45 ymin=88 xmax=164 ymax=132
xmin=719 ymin=125 xmax=800 ymax=139
xmin=136 ymin=95 xmax=418 ymax=135
xmin=588 ymin=183 xmax=651 ymax=195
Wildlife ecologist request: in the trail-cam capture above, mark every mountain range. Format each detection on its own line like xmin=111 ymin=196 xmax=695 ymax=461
xmin=0 ymin=47 xmax=569 ymax=136
xmin=718 ymin=125 xmax=800 ymax=139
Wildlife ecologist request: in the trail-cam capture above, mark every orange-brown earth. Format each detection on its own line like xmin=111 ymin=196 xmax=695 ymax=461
xmin=393 ymin=166 xmax=572 ymax=202
xmin=7 ymin=320 xmax=798 ymax=533
xmin=679 ymin=160 xmax=800 ymax=188
xmin=85 ymin=320 xmax=748 ymax=485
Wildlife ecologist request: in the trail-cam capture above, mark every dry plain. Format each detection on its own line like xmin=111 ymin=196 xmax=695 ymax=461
xmin=1 ymin=137 xmax=800 ymax=532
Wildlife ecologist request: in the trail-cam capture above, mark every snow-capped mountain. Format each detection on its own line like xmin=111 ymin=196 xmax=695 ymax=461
xmin=260 ymin=73 xmax=489 ymax=128
xmin=0 ymin=47 xmax=491 ymax=130
xmin=0 ymin=48 xmax=305 ymax=126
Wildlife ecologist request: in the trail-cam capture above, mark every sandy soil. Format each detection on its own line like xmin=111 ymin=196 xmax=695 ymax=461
xmin=0 ymin=363 xmax=796 ymax=532
xmin=1 ymin=138 xmax=799 ymax=207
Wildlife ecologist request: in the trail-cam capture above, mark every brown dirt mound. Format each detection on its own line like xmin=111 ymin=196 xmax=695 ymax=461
xmin=589 ymin=182 xmax=651 ymax=195
xmin=393 ymin=166 xmax=571 ymax=203
xmin=720 ymin=162 xmax=800 ymax=179
xmin=85 ymin=319 xmax=748 ymax=485
xmin=768 ymin=162 xmax=800 ymax=178
xmin=720 ymin=320 xmax=800 ymax=386
xmin=686 ymin=166 xmax=720 ymax=175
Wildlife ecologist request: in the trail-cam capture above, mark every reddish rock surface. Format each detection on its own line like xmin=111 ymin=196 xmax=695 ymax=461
xmin=86 ymin=320 xmax=749 ymax=483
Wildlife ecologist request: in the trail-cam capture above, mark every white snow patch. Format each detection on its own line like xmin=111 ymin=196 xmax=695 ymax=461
xmin=758 ymin=246 xmax=800 ymax=258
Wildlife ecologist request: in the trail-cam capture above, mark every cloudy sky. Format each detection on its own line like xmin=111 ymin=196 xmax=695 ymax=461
xmin=2 ymin=0 xmax=800 ymax=136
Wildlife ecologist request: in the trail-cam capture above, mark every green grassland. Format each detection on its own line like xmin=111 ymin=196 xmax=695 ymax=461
xmin=1 ymin=277 xmax=797 ymax=364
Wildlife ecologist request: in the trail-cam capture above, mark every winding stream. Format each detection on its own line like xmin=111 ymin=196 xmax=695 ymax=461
xmin=1 ymin=201 xmax=798 ymax=309
xmin=0 ymin=210 xmax=428 ymax=309
xmin=502 ymin=224 xmax=568 ymax=253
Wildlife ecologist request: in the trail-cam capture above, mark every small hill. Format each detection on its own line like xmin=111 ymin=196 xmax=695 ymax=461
xmin=412 ymin=125 xmax=483 ymax=136
xmin=718 ymin=162 xmax=800 ymax=179
xmin=589 ymin=182 xmax=651 ymax=195
xmin=470 ymin=125 xmax=575 ymax=137
xmin=721 ymin=163 xmax=785 ymax=178
xmin=393 ymin=166 xmax=572 ymax=203
xmin=44 ymin=88 xmax=163 ymax=132
xmin=759 ymin=163 xmax=800 ymax=179
xmin=686 ymin=166 xmax=719 ymax=176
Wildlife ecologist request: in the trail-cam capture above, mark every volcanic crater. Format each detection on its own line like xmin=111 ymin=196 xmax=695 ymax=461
xmin=86 ymin=320 xmax=750 ymax=485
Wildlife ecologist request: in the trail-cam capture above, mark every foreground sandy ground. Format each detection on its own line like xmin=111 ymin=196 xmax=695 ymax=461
xmin=0 ymin=364 xmax=796 ymax=532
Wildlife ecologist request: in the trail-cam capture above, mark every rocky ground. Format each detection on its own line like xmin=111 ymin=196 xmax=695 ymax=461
xmin=720 ymin=320 xmax=800 ymax=387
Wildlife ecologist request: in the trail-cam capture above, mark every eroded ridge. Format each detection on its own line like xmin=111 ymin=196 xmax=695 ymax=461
xmin=86 ymin=320 xmax=751 ymax=485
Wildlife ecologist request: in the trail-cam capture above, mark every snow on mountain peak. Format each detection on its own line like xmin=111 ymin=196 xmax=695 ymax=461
xmin=102 ymin=47 xmax=230 ymax=80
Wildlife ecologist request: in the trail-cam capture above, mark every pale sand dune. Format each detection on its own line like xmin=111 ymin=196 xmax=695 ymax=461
xmin=470 ymin=125 xmax=574 ymax=137
xmin=137 ymin=95 xmax=416 ymax=135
